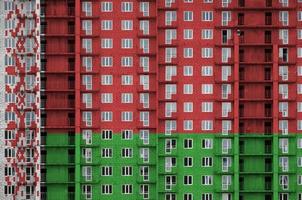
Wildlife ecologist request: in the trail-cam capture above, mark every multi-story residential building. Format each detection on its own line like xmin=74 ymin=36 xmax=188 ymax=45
xmin=2 ymin=0 xmax=302 ymax=200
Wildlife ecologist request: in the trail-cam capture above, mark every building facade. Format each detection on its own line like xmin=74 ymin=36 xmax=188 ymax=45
xmin=2 ymin=0 xmax=302 ymax=200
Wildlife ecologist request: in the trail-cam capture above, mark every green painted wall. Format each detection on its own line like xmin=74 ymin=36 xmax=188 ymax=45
xmin=41 ymin=133 xmax=302 ymax=200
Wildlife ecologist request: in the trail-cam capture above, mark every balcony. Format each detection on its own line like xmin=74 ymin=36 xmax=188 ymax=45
xmin=68 ymin=155 xmax=75 ymax=164
xmin=68 ymin=193 xmax=75 ymax=200
xmin=68 ymin=173 xmax=75 ymax=182
xmin=68 ymin=117 xmax=75 ymax=126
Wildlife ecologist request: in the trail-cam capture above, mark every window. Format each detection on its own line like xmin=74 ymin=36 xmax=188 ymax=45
xmin=101 ymin=111 xmax=113 ymax=121
xmin=140 ymin=2 xmax=150 ymax=16
xmin=184 ymin=120 xmax=193 ymax=130
xmin=298 ymin=139 xmax=302 ymax=148
xmin=184 ymin=29 xmax=193 ymax=39
xmin=202 ymin=139 xmax=213 ymax=149
xmin=82 ymin=166 xmax=92 ymax=181
xmin=202 ymin=11 xmax=213 ymax=21
xmin=101 ymin=166 xmax=112 ymax=176
xmin=222 ymin=48 xmax=231 ymax=62
xmin=165 ymin=48 xmax=177 ymax=62
xmin=222 ymin=175 xmax=232 ymax=190
xmin=121 ymin=148 xmax=133 ymax=158
xmin=279 ymin=193 xmax=288 ymax=200
xmin=82 ymin=20 xmax=92 ymax=35
xmin=184 ymin=175 xmax=193 ymax=185
xmin=5 ymin=93 xmax=16 ymax=104
xmin=4 ymin=38 xmax=15 ymax=48
xmin=121 ymin=75 xmax=133 ymax=85
xmin=140 ymin=148 xmax=149 ymax=163
xmin=202 ymin=48 xmax=213 ymax=58
xmin=5 ymin=75 xmax=16 ymax=86
xmin=101 ymin=130 xmax=112 ymax=140
xmin=184 ymin=102 xmax=193 ymax=112
xmin=222 ymin=157 xmax=231 ymax=172
xmin=121 ymin=2 xmax=133 ymax=12
xmin=82 ymin=111 xmax=92 ymax=126
xmin=298 ymin=120 xmax=302 ymax=130
xmin=101 ymin=2 xmax=113 ymax=12
xmin=184 ymin=11 xmax=193 ymax=21
xmin=298 ymin=29 xmax=302 ymax=40
xmin=4 ymin=1 xmax=14 ymax=11
xmin=184 ymin=193 xmax=193 ymax=200
xmin=166 ymin=66 xmax=177 ymax=80
xmin=121 ymin=166 xmax=133 ymax=176
xmin=279 ymin=11 xmax=288 ymax=26
xmin=166 ymin=29 xmax=177 ymax=44
xmin=298 ymin=48 xmax=302 ymax=58
xmin=101 ymin=148 xmax=112 ymax=158
xmin=298 ymin=66 xmax=302 ymax=76
xmin=82 ymin=148 xmax=92 ymax=163
xmin=4 ymin=130 xmax=15 ymax=140
xmin=101 ymin=38 xmax=113 ymax=49
xmin=201 ymin=175 xmax=213 ymax=185
xmin=202 ymin=102 xmax=213 ymax=112
xmin=4 ymin=148 xmax=15 ymax=158
xmin=140 ymin=20 xmax=149 ymax=35
xmin=4 ymin=185 xmax=15 ymax=195
xmin=184 ymin=48 xmax=193 ymax=58
xmin=279 ymin=175 xmax=289 ymax=190
xmin=184 ymin=157 xmax=193 ymax=167
xmin=101 ymin=93 xmax=113 ymax=104
xmin=101 ymin=184 xmax=112 ymax=194
xmin=201 ymin=157 xmax=213 ymax=167
xmin=279 ymin=29 xmax=288 ymax=44
xmin=183 ymin=66 xmax=193 ymax=76
xmin=140 ymin=39 xmax=149 ymax=53
xmin=101 ymin=75 xmax=112 ymax=85
xmin=202 ymin=120 xmax=213 ymax=130
xmin=201 ymin=66 xmax=213 ymax=76
xmin=299 ymin=102 xmax=302 ymax=112
xmin=82 ymin=75 xmax=92 ymax=90
xmin=221 ymin=84 xmax=231 ymax=99
xmin=222 ymin=139 xmax=232 ymax=154
xmin=298 ymin=175 xmax=302 ymax=185
xmin=121 ymin=57 xmax=133 ymax=67
xmin=101 ymin=57 xmax=113 ymax=67
xmin=121 ymin=93 xmax=133 ymax=103
xmin=165 ymin=157 xmax=177 ymax=172
xmin=201 ymin=193 xmax=213 ymax=200
xmin=140 ymin=130 xmax=149 ymax=144
xmin=82 ymin=57 xmax=92 ymax=71
xmin=5 ymin=112 xmax=16 ymax=122
xmin=202 ymin=84 xmax=213 ymax=94
xmin=165 ymin=11 xmax=177 ymax=25
xmin=298 ymin=157 xmax=302 ymax=167
xmin=140 ymin=75 xmax=149 ymax=90
xmin=101 ymin=20 xmax=113 ymax=30
xmin=140 ymin=166 xmax=149 ymax=181
xmin=83 ymin=130 xmax=92 ymax=145
xmin=121 ymin=111 xmax=133 ymax=122
xmin=222 ymin=11 xmax=231 ymax=26
xmin=4 ymin=166 xmax=15 ymax=176
xmin=298 ymin=11 xmax=302 ymax=21
xmin=184 ymin=84 xmax=193 ymax=94
xmin=121 ymin=39 xmax=133 ymax=48
xmin=122 ymin=130 xmax=133 ymax=140
xmin=82 ymin=2 xmax=92 ymax=16
xmin=202 ymin=29 xmax=213 ymax=39
xmin=82 ymin=93 xmax=92 ymax=108
xmin=121 ymin=20 xmax=133 ymax=30
xmin=184 ymin=139 xmax=193 ymax=149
